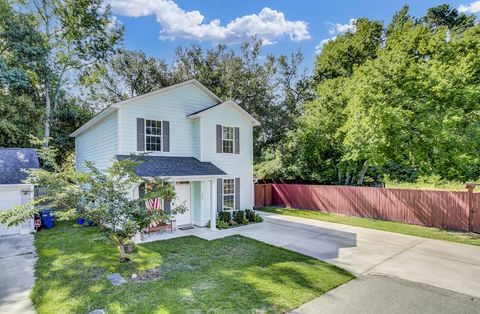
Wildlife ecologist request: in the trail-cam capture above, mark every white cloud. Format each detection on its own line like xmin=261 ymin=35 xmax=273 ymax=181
xmin=315 ymin=37 xmax=336 ymax=54
xmin=459 ymin=1 xmax=480 ymax=13
xmin=316 ymin=18 xmax=357 ymax=54
xmin=108 ymin=0 xmax=310 ymax=44
xmin=327 ymin=18 xmax=357 ymax=35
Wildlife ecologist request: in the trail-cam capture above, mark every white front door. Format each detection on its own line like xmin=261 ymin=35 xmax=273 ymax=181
xmin=175 ymin=182 xmax=191 ymax=226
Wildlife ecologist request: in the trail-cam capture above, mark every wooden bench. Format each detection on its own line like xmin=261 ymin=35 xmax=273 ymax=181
xmin=144 ymin=219 xmax=176 ymax=236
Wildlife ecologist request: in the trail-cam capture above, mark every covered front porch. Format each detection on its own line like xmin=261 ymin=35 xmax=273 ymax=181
xmin=120 ymin=155 xmax=227 ymax=233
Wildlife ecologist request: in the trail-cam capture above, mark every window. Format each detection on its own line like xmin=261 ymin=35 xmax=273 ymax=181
xmin=222 ymin=126 xmax=234 ymax=153
xmin=223 ymin=179 xmax=235 ymax=210
xmin=146 ymin=119 xmax=162 ymax=151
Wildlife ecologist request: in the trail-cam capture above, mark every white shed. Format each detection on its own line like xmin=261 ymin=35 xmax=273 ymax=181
xmin=0 ymin=148 xmax=38 ymax=236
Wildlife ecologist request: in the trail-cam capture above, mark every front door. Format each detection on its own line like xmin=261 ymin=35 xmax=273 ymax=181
xmin=175 ymin=182 xmax=191 ymax=226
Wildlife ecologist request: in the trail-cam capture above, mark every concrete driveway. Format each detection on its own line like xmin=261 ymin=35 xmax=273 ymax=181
xmin=189 ymin=211 xmax=480 ymax=299
xmin=0 ymin=234 xmax=36 ymax=314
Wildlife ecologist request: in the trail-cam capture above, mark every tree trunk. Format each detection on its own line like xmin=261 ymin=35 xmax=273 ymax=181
xmin=357 ymin=160 xmax=369 ymax=185
xmin=345 ymin=170 xmax=351 ymax=185
xmin=44 ymin=80 xmax=51 ymax=146
xmin=119 ymin=242 xmax=126 ymax=259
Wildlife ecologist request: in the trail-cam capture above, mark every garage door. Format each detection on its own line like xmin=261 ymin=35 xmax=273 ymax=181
xmin=0 ymin=187 xmax=32 ymax=236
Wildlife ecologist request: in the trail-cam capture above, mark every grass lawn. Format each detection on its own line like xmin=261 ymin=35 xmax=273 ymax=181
xmin=260 ymin=207 xmax=480 ymax=246
xmin=32 ymin=221 xmax=354 ymax=313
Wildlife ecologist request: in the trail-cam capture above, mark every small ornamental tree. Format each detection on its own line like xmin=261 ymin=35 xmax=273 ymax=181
xmin=0 ymin=144 xmax=185 ymax=262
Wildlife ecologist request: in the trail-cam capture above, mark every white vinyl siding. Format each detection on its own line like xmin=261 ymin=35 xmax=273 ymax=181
xmin=75 ymin=111 xmax=118 ymax=171
xmin=118 ymin=85 xmax=216 ymax=158
xmin=200 ymin=104 xmax=254 ymax=210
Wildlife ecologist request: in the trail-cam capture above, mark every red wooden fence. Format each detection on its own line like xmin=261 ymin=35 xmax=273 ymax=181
xmin=254 ymin=184 xmax=480 ymax=233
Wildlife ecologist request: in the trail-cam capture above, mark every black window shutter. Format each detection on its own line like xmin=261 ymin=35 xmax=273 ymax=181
xmin=163 ymin=121 xmax=170 ymax=152
xmin=217 ymin=178 xmax=223 ymax=212
xmin=216 ymin=124 xmax=222 ymax=153
xmin=235 ymin=177 xmax=240 ymax=210
xmin=234 ymin=127 xmax=240 ymax=154
xmin=137 ymin=118 xmax=145 ymax=151
xmin=138 ymin=183 xmax=145 ymax=198
xmin=163 ymin=199 xmax=171 ymax=211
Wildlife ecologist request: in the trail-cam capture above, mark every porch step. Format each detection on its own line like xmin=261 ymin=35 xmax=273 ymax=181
xmin=178 ymin=225 xmax=194 ymax=230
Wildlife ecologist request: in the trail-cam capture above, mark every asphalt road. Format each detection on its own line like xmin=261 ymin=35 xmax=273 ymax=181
xmin=292 ymin=275 xmax=480 ymax=314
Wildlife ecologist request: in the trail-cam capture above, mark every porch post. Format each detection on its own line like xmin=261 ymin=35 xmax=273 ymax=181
xmin=210 ymin=179 xmax=217 ymax=230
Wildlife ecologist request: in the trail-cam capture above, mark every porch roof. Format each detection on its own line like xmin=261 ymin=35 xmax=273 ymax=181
xmin=116 ymin=155 xmax=226 ymax=177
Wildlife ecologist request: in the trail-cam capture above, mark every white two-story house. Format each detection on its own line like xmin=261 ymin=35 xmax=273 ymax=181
xmin=71 ymin=80 xmax=259 ymax=230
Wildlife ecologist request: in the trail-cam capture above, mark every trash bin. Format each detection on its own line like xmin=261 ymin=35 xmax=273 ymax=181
xmin=41 ymin=209 xmax=54 ymax=229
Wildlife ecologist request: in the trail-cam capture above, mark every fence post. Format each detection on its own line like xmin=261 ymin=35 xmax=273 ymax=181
xmin=466 ymin=184 xmax=475 ymax=232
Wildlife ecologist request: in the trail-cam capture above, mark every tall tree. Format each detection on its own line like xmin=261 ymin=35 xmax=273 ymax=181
xmin=82 ymin=49 xmax=176 ymax=108
xmin=0 ymin=1 xmax=46 ymax=147
xmin=266 ymin=4 xmax=480 ymax=184
xmin=420 ymin=4 xmax=476 ymax=31
xmin=16 ymin=0 xmax=123 ymax=144
xmin=314 ymin=18 xmax=383 ymax=83
xmin=174 ymin=40 xmax=312 ymax=157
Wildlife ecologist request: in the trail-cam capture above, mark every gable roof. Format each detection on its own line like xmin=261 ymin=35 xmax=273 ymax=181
xmin=115 ymin=155 xmax=226 ymax=177
xmin=70 ymin=79 xmax=222 ymax=137
xmin=0 ymin=148 xmax=39 ymax=184
xmin=187 ymin=100 xmax=260 ymax=126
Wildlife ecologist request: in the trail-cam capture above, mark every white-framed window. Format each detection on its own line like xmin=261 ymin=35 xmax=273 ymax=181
xmin=223 ymin=178 xmax=235 ymax=210
xmin=145 ymin=119 xmax=162 ymax=151
xmin=222 ymin=126 xmax=234 ymax=153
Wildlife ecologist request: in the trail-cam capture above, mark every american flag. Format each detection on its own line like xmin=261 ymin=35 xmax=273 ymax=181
xmin=147 ymin=198 xmax=161 ymax=210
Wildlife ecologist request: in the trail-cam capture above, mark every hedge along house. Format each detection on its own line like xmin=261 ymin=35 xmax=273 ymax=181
xmin=0 ymin=148 xmax=39 ymax=236
xmin=71 ymin=80 xmax=260 ymax=230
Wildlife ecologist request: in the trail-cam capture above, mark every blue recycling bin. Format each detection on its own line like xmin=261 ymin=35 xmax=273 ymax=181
xmin=41 ymin=209 xmax=54 ymax=229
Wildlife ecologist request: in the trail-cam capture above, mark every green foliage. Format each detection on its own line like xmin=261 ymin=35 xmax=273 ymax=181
xmin=208 ymin=219 xmax=230 ymax=229
xmin=218 ymin=211 xmax=232 ymax=224
xmin=1 ymin=0 xmax=122 ymax=164
xmin=264 ymin=4 xmax=480 ymax=185
xmin=82 ymin=49 xmax=176 ymax=107
xmin=0 ymin=146 xmax=184 ymax=260
xmin=233 ymin=210 xmax=247 ymax=224
xmin=245 ymin=209 xmax=255 ymax=222
xmin=0 ymin=2 xmax=46 ymax=147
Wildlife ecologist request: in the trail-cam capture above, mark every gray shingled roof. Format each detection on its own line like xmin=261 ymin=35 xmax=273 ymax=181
xmin=0 ymin=148 xmax=39 ymax=184
xmin=115 ymin=155 xmax=226 ymax=177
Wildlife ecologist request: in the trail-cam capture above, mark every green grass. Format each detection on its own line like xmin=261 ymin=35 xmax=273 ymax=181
xmin=384 ymin=181 xmax=470 ymax=191
xmin=32 ymin=221 xmax=354 ymax=314
xmin=260 ymin=206 xmax=480 ymax=246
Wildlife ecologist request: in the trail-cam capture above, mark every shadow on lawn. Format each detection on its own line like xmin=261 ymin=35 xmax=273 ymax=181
xmin=32 ymin=222 xmax=355 ymax=314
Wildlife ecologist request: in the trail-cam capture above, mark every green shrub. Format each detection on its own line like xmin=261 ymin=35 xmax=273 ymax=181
xmin=218 ymin=211 xmax=232 ymax=223
xmin=253 ymin=214 xmax=263 ymax=222
xmin=208 ymin=220 xmax=230 ymax=229
xmin=245 ymin=209 xmax=255 ymax=222
xmin=233 ymin=210 xmax=246 ymax=224
xmin=217 ymin=220 xmax=230 ymax=229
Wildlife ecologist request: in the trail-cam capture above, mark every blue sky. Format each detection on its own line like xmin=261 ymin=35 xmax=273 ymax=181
xmin=109 ymin=0 xmax=479 ymax=72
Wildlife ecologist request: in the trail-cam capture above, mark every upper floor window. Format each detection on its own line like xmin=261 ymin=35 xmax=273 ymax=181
xmin=146 ymin=119 xmax=162 ymax=151
xmin=222 ymin=126 xmax=234 ymax=153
